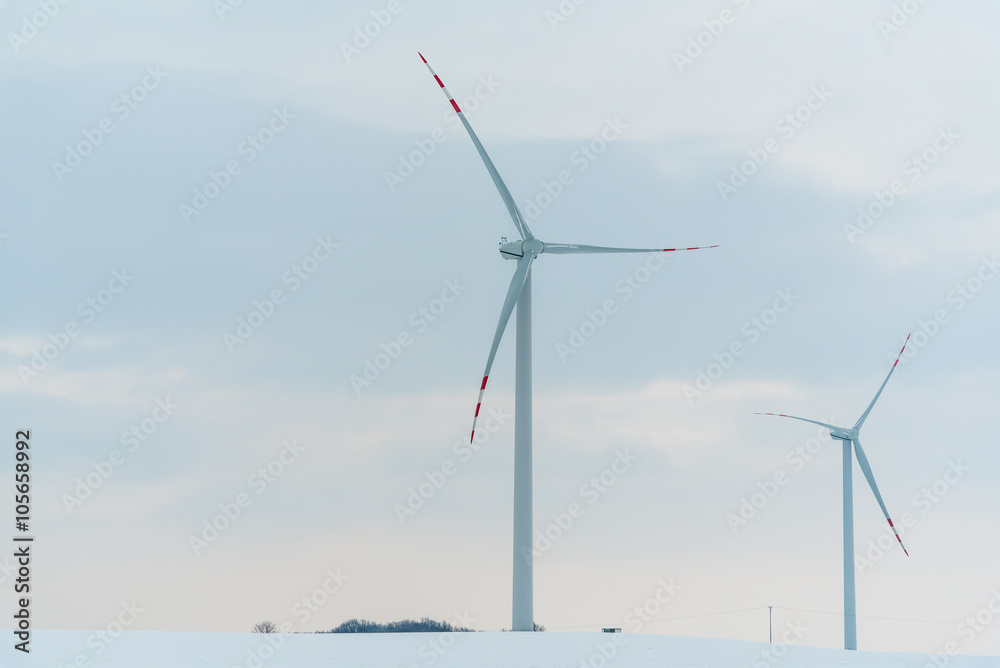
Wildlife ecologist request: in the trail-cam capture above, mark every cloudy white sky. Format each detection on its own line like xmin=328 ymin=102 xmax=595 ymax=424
xmin=1 ymin=0 xmax=998 ymax=657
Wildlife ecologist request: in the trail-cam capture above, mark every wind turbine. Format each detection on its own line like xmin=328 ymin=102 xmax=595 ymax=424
xmin=418 ymin=53 xmax=717 ymax=631
xmin=756 ymin=334 xmax=912 ymax=651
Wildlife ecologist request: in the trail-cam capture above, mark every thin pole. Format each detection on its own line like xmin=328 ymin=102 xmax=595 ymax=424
xmin=769 ymin=606 xmax=773 ymax=643
xmin=843 ymin=439 xmax=857 ymax=650
xmin=512 ymin=271 xmax=533 ymax=631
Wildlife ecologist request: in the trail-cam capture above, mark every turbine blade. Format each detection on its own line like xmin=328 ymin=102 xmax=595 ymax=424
xmin=854 ymin=333 xmax=911 ymax=430
xmin=754 ymin=413 xmax=842 ymax=431
xmin=852 ymin=437 xmax=909 ymax=556
xmin=542 ymin=243 xmax=719 ymax=255
xmin=418 ymin=53 xmax=533 ymax=241
xmin=469 ymin=254 xmax=535 ymax=444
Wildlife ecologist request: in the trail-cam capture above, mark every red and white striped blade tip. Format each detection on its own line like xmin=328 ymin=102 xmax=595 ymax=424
xmin=662 ymin=245 xmax=720 ymax=252
xmin=887 ymin=519 xmax=909 ymax=556
xmin=470 ymin=375 xmax=489 ymax=443
xmin=891 ymin=333 xmax=912 ymax=367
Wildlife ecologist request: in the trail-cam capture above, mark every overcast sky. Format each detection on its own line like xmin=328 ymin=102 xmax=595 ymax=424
xmin=1 ymin=0 xmax=998 ymax=657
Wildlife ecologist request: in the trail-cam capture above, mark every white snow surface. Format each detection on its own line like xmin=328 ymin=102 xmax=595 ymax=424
xmin=7 ymin=631 xmax=998 ymax=667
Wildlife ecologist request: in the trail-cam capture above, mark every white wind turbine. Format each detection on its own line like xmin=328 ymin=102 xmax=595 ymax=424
xmin=419 ymin=53 xmax=717 ymax=631
xmin=757 ymin=334 xmax=912 ymax=650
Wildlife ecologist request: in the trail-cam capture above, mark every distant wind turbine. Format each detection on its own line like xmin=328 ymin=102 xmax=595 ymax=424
xmin=418 ymin=52 xmax=717 ymax=631
xmin=757 ymin=334 xmax=912 ymax=650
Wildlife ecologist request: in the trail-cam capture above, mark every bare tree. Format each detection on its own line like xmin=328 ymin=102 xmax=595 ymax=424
xmin=252 ymin=621 xmax=277 ymax=634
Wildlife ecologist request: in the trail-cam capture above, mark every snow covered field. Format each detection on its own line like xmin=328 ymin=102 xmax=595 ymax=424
xmin=7 ymin=631 xmax=998 ymax=668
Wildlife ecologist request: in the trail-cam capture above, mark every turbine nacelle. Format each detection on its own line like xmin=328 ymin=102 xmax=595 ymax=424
xmin=500 ymin=238 xmax=543 ymax=260
xmin=828 ymin=426 xmax=858 ymax=441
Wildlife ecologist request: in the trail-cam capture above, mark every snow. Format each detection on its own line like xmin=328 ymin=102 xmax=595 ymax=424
xmin=7 ymin=631 xmax=997 ymax=667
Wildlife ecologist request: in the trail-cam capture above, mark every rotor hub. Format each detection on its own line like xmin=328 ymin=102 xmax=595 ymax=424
xmin=523 ymin=238 xmax=543 ymax=256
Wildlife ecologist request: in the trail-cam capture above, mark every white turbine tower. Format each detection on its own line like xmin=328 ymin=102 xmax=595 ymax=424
xmin=757 ymin=334 xmax=912 ymax=650
xmin=419 ymin=53 xmax=717 ymax=631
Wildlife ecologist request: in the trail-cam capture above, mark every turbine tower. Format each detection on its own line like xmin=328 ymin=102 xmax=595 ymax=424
xmin=419 ymin=53 xmax=717 ymax=631
xmin=757 ymin=334 xmax=911 ymax=650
